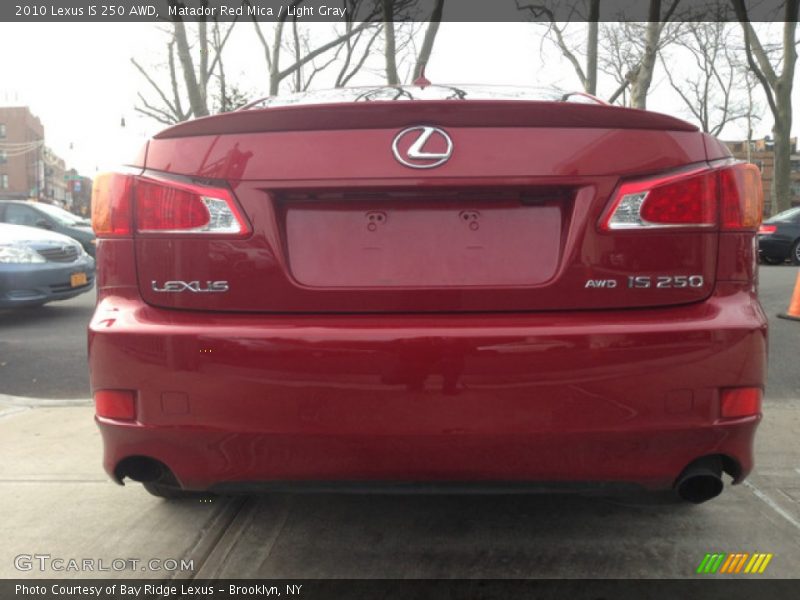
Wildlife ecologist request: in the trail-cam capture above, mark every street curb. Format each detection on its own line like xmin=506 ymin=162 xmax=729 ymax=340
xmin=0 ymin=393 xmax=92 ymax=407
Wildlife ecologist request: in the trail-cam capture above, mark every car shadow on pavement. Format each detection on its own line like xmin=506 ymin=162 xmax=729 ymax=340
xmin=185 ymin=489 xmax=776 ymax=579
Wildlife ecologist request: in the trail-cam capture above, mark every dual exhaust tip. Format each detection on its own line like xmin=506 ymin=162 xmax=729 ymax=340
xmin=674 ymin=456 xmax=724 ymax=504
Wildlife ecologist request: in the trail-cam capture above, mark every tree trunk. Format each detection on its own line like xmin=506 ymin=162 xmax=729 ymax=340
xmin=732 ymin=1 xmax=797 ymax=215
xmin=292 ymin=19 xmax=303 ymax=92
xmin=771 ymin=19 xmax=797 ymax=215
xmin=268 ymin=20 xmax=286 ymax=95
xmin=413 ymin=0 xmax=445 ymax=81
xmin=172 ymin=20 xmax=209 ymax=117
xmin=630 ymin=1 xmax=661 ymax=109
xmin=772 ymin=97 xmax=793 ymax=214
xmin=383 ymin=23 xmax=400 ymax=84
xmin=586 ymin=0 xmax=599 ymax=95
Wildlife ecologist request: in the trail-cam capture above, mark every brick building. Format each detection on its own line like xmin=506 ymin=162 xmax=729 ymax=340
xmin=0 ymin=106 xmax=44 ymax=200
xmin=43 ymin=145 xmax=67 ymax=205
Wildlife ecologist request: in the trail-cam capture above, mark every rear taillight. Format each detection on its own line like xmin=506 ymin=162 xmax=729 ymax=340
xmin=600 ymin=163 xmax=763 ymax=232
xmin=758 ymin=224 xmax=777 ymax=235
xmin=135 ymin=175 xmax=249 ymax=235
xmin=92 ymin=172 xmax=249 ymax=238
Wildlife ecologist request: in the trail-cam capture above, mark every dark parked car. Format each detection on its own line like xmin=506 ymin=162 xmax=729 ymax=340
xmin=0 ymin=223 xmax=95 ymax=308
xmin=0 ymin=200 xmax=96 ymax=257
xmin=88 ymin=85 xmax=766 ymax=504
xmin=758 ymin=206 xmax=800 ymax=265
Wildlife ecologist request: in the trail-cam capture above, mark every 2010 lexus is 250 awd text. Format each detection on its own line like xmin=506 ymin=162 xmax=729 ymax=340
xmin=87 ymin=85 xmax=766 ymax=503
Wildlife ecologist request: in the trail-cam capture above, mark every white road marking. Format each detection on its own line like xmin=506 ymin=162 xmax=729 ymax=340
xmin=744 ymin=480 xmax=800 ymax=532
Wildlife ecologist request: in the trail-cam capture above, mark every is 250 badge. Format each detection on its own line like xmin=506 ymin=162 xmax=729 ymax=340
xmin=585 ymin=275 xmax=704 ymax=289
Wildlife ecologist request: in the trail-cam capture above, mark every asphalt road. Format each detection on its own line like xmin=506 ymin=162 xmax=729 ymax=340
xmin=759 ymin=266 xmax=800 ymax=399
xmin=0 ymin=288 xmax=95 ymax=399
xmin=1 ymin=266 xmax=798 ymax=400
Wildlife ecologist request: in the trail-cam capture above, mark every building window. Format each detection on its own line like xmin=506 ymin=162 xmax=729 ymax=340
xmin=0 ymin=174 xmax=8 ymax=189
xmin=0 ymin=150 xmax=6 ymax=164
xmin=0 ymin=123 xmax=6 ymax=138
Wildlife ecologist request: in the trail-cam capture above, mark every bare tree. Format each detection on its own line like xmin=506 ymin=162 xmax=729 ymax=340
xmin=249 ymin=0 xmax=381 ymax=95
xmin=601 ymin=0 xmax=682 ymax=108
xmin=732 ymin=0 xmax=799 ymax=214
xmin=382 ymin=0 xmax=401 ymax=84
xmin=412 ymin=0 xmax=444 ymax=80
xmin=334 ymin=9 xmax=384 ymax=87
xmin=132 ymin=11 xmax=237 ymax=124
xmin=132 ymin=38 xmax=189 ymax=124
xmin=284 ymin=4 xmax=385 ymax=91
xmin=516 ymin=0 xmax=600 ymax=95
xmin=658 ymin=21 xmax=748 ymax=136
xmin=382 ymin=0 xmax=445 ymax=84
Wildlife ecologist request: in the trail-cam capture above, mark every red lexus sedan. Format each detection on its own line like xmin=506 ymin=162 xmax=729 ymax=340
xmin=88 ymin=85 xmax=766 ymax=503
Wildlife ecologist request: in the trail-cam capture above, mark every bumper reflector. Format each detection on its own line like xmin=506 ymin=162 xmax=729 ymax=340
xmin=720 ymin=388 xmax=762 ymax=419
xmin=95 ymin=390 xmax=136 ymax=420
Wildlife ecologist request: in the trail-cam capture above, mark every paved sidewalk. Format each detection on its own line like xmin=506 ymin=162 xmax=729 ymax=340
xmin=0 ymin=405 xmax=243 ymax=580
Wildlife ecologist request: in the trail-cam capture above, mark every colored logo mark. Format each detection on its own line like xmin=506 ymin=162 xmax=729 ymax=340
xmin=696 ymin=553 xmax=773 ymax=574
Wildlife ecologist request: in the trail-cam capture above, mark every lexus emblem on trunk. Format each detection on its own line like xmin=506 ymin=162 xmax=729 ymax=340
xmin=392 ymin=126 xmax=453 ymax=169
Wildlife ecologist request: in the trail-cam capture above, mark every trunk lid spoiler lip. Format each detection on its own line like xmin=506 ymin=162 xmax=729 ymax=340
xmin=154 ymin=100 xmax=698 ymax=140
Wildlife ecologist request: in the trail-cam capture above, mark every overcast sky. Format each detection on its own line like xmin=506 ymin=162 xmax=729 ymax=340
xmin=0 ymin=21 xmax=789 ymax=176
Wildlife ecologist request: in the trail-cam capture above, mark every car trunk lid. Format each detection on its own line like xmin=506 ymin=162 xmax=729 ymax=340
xmin=133 ymin=100 xmax=720 ymax=313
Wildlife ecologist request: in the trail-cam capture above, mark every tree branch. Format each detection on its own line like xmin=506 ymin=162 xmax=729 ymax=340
xmin=131 ymin=56 xmax=179 ymax=117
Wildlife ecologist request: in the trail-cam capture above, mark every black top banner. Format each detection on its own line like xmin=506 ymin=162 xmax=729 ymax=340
xmin=0 ymin=0 xmax=796 ymax=23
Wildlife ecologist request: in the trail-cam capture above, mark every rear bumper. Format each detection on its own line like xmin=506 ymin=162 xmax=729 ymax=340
xmin=89 ymin=283 xmax=766 ymax=492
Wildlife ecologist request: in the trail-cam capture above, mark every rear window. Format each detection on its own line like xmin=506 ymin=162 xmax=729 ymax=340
xmin=242 ymin=84 xmax=599 ymax=110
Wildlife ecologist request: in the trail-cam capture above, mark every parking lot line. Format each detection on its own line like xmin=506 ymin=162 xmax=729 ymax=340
xmin=744 ymin=480 xmax=800 ymax=532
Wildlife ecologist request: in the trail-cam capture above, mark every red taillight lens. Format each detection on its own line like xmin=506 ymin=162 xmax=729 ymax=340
xmin=758 ymin=224 xmax=777 ymax=234
xmin=720 ymin=163 xmax=763 ymax=230
xmin=92 ymin=171 xmax=249 ymax=238
xmin=135 ymin=175 xmax=249 ymax=236
xmin=720 ymin=387 xmax=761 ymax=419
xmin=95 ymin=389 xmax=136 ymax=420
xmin=601 ymin=168 xmax=717 ymax=230
xmin=639 ymin=170 xmax=718 ymax=226
xmin=136 ymin=179 xmax=213 ymax=231
xmin=601 ymin=162 xmax=764 ymax=232
xmin=92 ymin=172 xmax=134 ymax=237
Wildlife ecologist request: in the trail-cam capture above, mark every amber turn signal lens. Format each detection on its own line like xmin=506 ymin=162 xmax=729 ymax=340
xmin=92 ymin=173 xmax=134 ymax=237
xmin=720 ymin=163 xmax=764 ymax=231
